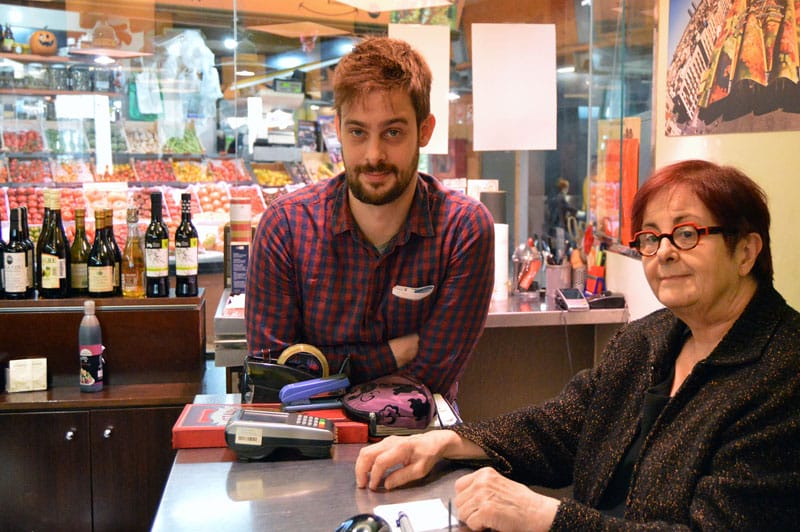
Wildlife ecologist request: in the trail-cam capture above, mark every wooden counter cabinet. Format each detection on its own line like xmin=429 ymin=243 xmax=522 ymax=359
xmin=0 ymin=405 xmax=182 ymax=532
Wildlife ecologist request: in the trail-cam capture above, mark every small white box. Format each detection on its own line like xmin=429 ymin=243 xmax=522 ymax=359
xmin=5 ymin=358 xmax=48 ymax=393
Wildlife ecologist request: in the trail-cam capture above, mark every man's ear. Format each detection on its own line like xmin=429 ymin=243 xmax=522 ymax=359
xmin=737 ymin=232 xmax=763 ymax=277
xmin=334 ymin=113 xmax=342 ymax=140
xmin=418 ymin=114 xmax=436 ymax=147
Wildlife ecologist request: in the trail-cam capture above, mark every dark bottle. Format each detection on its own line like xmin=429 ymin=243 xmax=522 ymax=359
xmin=0 ymin=212 xmax=5 ymax=299
xmin=35 ymin=189 xmax=53 ymax=293
xmin=19 ymin=206 xmax=35 ymax=299
xmin=174 ymin=193 xmax=199 ymax=297
xmin=70 ymin=208 xmax=91 ymax=297
xmin=87 ymin=209 xmax=115 ymax=298
xmin=104 ymin=209 xmax=122 ymax=296
xmin=4 ymin=208 xmax=32 ymax=299
xmin=145 ymin=192 xmax=170 ymax=297
xmin=39 ymin=189 xmax=71 ymax=298
xmin=79 ymin=299 xmax=104 ymax=392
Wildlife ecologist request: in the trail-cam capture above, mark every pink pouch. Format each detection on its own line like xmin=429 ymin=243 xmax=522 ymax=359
xmin=341 ymin=374 xmax=434 ymax=430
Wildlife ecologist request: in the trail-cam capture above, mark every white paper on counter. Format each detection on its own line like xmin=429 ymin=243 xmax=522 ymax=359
xmin=374 ymin=498 xmax=456 ymax=532
xmin=389 ymin=23 xmax=450 ymax=155
xmin=472 ymin=23 xmax=557 ymax=151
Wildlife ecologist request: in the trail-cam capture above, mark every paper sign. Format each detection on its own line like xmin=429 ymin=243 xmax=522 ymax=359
xmin=389 ymin=23 xmax=450 ymax=155
xmin=472 ymin=24 xmax=557 ymax=151
xmin=374 ymin=498 xmax=456 ymax=532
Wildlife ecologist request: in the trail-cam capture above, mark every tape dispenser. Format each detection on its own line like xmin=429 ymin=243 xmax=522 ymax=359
xmin=241 ymin=344 xmax=336 ymax=404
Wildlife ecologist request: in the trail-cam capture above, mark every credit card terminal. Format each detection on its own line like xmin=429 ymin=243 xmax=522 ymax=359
xmin=225 ymin=409 xmax=334 ymax=460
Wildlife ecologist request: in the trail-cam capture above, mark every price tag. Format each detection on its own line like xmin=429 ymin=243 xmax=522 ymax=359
xmin=234 ymin=426 xmax=262 ymax=446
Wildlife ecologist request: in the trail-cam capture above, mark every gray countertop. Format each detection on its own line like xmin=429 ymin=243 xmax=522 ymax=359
xmin=151 ymin=443 xmax=470 ymax=531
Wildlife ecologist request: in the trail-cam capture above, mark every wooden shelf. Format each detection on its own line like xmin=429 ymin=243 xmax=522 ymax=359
xmin=0 ymin=88 xmax=121 ymax=97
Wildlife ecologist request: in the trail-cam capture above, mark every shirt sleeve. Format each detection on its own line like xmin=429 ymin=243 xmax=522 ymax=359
xmin=402 ymin=200 xmax=495 ymax=399
xmin=245 ymin=203 xmax=299 ymax=358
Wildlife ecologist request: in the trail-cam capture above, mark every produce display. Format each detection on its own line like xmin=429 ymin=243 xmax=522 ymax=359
xmin=45 ymin=125 xmax=88 ymax=154
xmin=162 ymin=122 xmax=203 ymax=154
xmin=133 ymin=158 xmax=175 ymax=182
xmin=95 ymin=162 xmax=136 ymax=182
xmin=7 ymin=158 xmax=53 ymax=183
xmin=251 ymin=162 xmax=293 ymax=187
xmin=172 ymin=160 xmax=208 ymax=182
xmin=207 ymin=159 xmax=249 ymax=183
xmin=6 ymin=186 xmax=45 ymax=223
xmin=52 ymin=158 xmax=93 ymax=183
xmin=2 ymin=129 xmax=45 ymax=152
xmin=85 ymin=125 xmax=129 ymax=152
xmin=125 ymin=124 xmax=161 ymax=153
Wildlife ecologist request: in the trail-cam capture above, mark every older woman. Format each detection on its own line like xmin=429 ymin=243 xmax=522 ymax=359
xmin=354 ymin=160 xmax=800 ymax=530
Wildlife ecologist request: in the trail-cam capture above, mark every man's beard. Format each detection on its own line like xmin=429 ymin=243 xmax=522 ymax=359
xmin=346 ymin=152 xmax=419 ymax=206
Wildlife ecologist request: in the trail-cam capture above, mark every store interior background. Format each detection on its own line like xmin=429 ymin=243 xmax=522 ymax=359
xmin=2 ymin=0 xmax=798 ymax=316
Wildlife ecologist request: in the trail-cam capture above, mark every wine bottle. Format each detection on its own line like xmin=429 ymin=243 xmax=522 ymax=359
xmin=20 ymin=206 xmax=35 ymax=299
xmin=35 ymin=189 xmax=53 ymax=293
xmin=145 ymin=192 xmax=170 ymax=297
xmin=39 ymin=189 xmax=71 ymax=298
xmin=70 ymin=208 xmax=91 ymax=297
xmin=79 ymin=299 xmax=104 ymax=392
xmin=87 ymin=209 xmax=114 ymax=298
xmin=174 ymin=193 xmax=199 ymax=297
xmin=104 ymin=209 xmax=122 ymax=296
xmin=4 ymin=208 xmax=32 ymax=299
xmin=121 ymin=207 xmax=146 ymax=298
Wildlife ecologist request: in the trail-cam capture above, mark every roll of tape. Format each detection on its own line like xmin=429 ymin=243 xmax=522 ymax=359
xmin=277 ymin=343 xmax=329 ymax=378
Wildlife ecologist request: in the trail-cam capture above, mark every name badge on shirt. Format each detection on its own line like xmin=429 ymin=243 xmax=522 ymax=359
xmin=392 ymin=285 xmax=435 ymax=301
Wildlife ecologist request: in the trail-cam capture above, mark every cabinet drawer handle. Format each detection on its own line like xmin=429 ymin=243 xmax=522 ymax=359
xmin=65 ymin=428 xmax=77 ymax=441
xmin=103 ymin=426 xmax=114 ymax=439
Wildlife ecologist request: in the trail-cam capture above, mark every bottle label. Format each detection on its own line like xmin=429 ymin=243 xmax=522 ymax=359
xmin=71 ymin=263 xmax=89 ymax=290
xmin=40 ymin=253 xmax=62 ymax=289
xmin=88 ymin=265 xmax=114 ymax=292
xmin=175 ymin=241 xmax=198 ymax=276
xmin=4 ymin=252 xmax=28 ymax=292
xmin=80 ymin=343 xmax=105 ymax=389
xmin=145 ymin=246 xmax=169 ymax=277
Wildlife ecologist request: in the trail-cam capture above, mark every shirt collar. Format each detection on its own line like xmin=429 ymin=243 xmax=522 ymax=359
xmin=331 ymin=172 xmax=436 ymax=240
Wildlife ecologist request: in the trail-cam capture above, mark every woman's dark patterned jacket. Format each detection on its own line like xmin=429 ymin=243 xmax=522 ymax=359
xmin=452 ymin=284 xmax=800 ymax=530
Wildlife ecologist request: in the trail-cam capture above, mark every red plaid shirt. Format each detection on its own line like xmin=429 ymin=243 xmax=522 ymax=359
xmin=245 ymin=172 xmax=494 ymax=401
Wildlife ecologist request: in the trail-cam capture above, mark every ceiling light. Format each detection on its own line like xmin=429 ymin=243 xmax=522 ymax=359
xmin=333 ymin=0 xmax=453 ymax=13
xmin=224 ymin=38 xmax=238 ymax=50
xmin=93 ymin=55 xmax=115 ymax=65
xmin=236 ymin=70 xmax=255 ymax=77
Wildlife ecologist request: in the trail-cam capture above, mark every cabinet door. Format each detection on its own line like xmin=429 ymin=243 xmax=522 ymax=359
xmin=90 ymin=406 xmax=182 ymax=532
xmin=0 ymin=410 xmax=93 ymax=532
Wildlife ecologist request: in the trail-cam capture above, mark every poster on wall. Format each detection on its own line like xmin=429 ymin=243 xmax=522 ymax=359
xmin=593 ymin=117 xmax=640 ymax=245
xmin=665 ymin=0 xmax=800 ymax=136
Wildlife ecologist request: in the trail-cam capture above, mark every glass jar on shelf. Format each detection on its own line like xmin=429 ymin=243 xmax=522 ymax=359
xmin=0 ymin=65 xmax=14 ymax=88
xmin=69 ymin=63 xmax=93 ymax=92
xmin=49 ymin=63 xmax=69 ymax=91
xmin=25 ymin=62 xmax=49 ymax=89
xmin=92 ymin=65 xmax=114 ymax=92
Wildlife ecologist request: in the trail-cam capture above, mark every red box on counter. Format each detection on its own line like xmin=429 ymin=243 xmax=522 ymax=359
xmin=171 ymin=403 xmax=368 ymax=449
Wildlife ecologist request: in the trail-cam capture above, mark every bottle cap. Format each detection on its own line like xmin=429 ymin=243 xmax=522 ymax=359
xmin=127 ymin=207 xmax=138 ymax=224
xmin=84 ymin=299 xmax=96 ymax=315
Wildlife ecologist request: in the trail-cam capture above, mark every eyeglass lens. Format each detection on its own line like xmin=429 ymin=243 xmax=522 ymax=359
xmin=636 ymin=225 xmax=700 ymax=255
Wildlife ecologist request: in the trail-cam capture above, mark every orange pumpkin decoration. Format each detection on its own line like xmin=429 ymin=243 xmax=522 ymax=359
xmin=30 ymin=28 xmax=58 ymax=56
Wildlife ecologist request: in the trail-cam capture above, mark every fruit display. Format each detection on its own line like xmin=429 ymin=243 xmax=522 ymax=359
xmin=95 ymin=162 xmax=136 ymax=182
xmin=251 ymin=162 xmax=293 ymax=187
xmin=45 ymin=122 xmax=89 ymax=154
xmin=193 ymin=182 xmax=229 ymax=215
xmin=85 ymin=124 xmax=129 ymax=153
xmin=0 ymin=187 xmax=7 ymax=218
xmin=125 ymin=123 xmax=161 ymax=153
xmin=172 ymin=159 xmax=209 ymax=183
xmin=128 ymin=185 xmax=170 ymax=223
xmin=6 ymin=186 xmax=45 ymax=224
xmin=207 ymin=158 xmax=249 ymax=183
xmin=0 ymin=158 xmax=7 ymax=183
xmin=56 ymin=187 xmax=88 ymax=222
xmin=133 ymin=158 xmax=175 ymax=182
xmin=2 ymin=127 xmax=45 ymax=153
xmin=162 ymin=122 xmax=203 ymax=154
xmin=163 ymin=186 xmax=200 ymax=220
xmin=52 ymin=158 xmax=93 ymax=183
xmin=7 ymin=158 xmax=53 ymax=183
xmin=83 ymin=183 xmax=128 ymax=221
xmin=230 ymin=184 xmax=266 ymax=216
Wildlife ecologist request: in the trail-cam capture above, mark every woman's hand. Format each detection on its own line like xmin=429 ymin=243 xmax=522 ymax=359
xmin=355 ymin=431 xmax=458 ymax=490
xmin=454 ymin=467 xmax=560 ymax=532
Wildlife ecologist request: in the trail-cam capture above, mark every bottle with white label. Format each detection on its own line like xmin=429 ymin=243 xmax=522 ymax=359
xmin=79 ymin=299 xmax=104 ymax=392
xmin=175 ymin=193 xmax=199 ymax=297
xmin=145 ymin=192 xmax=170 ymax=297
xmin=4 ymin=208 xmax=32 ymax=299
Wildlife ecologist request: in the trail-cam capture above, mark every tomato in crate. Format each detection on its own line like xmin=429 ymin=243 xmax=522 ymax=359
xmin=8 ymin=158 xmax=53 ymax=183
xmin=194 ymin=182 xmax=230 ymax=214
xmin=230 ymin=184 xmax=266 ymax=216
xmin=134 ymin=159 xmax=175 ymax=182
